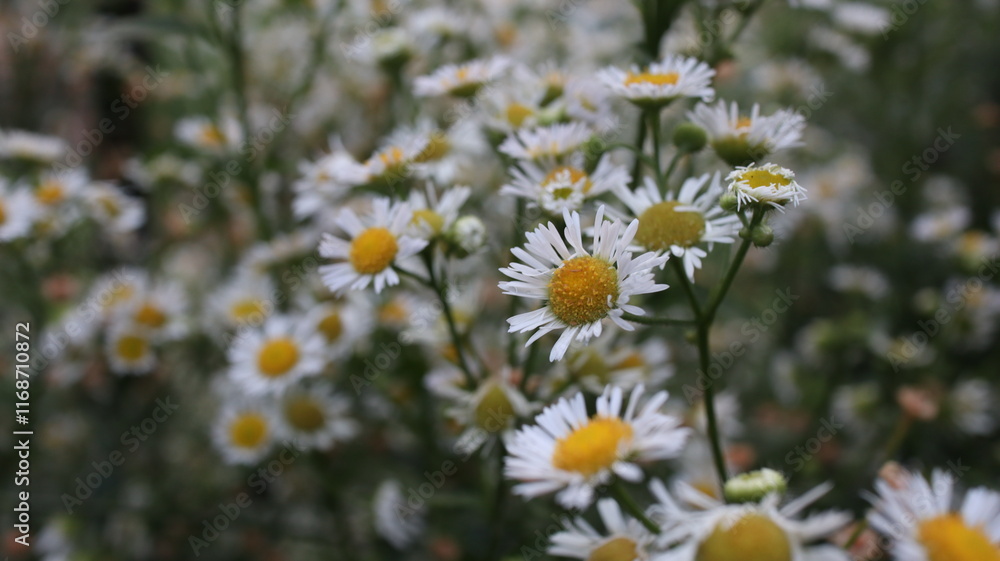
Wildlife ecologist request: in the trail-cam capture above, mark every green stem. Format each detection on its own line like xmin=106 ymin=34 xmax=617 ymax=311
xmin=646 ymin=109 xmax=663 ymax=189
xmin=662 ymin=151 xmax=683 ymax=189
xmin=486 ymin=442 xmax=509 ymax=561
xmin=611 ymin=480 xmax=660 ymax=534
xmin=422 ymin=253 xmax=477 ymax=388
xmin=882 ymin=413 xmax=914 ymax=463
xmin=669 ymin=258 xmax=702 ymax=320
xmin=606 ymin=142 xmax=659 ymax=171
xmin=621 ymin=312 xmax=695 ymax=326
xmin=698 ymin=323 xmax=730 ymax=488
xmin=703 ymin=212 xmax=761 ymax=324
xmin=843 ymin=520 xmax=868 ymax=551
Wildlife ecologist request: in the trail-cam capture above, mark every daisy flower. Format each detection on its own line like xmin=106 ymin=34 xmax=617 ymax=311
xmin=318 ymin=198 xmax=428 ymax=294
xmin=498 ymin=122 xmax=594 ymax=163
xmin=688 ymin=100 xmax=806 ymax=166
xmin=599 ymin=54 xmax=715 ymax=107
xmin=32 ymin=169 xmax=87 ymax=212
xmin=501 ymin=155 xmax=630 ymax=215
xmin=0 ymin=129 xmax=68 ymax=163
xmin=83 ymin=182 xmax=145 ymax=233
xmin=500 ymin=206 xmax=669 ymax=362
xmin=614 ymin=173 xmax=739 ymax=280
xmin=427 ymin=366 xmax=534 ymax=454
xmin=115 ymin=279 xmax=189 ymax=342
xmin=227 ymin=314 xmax=326 ymax=395
xmin=413 ymin=55 xmax=510 ymax=98
xmin=406 ymin=184 xmax=471 ymax=240
xmin=175 ymin=115 xmax=242 ymax=153
xmin=480 ymin=78 xmax=548 ymax=133
xmin=549 ymin=498 xmax=658 ymax=561
xmin=0 ymin=180 xmax=39 ymax=242
xmin=866 ymin=465 xmax=1000 ymax=561
xmin=276 ymin=383 xmax=358 ymax=451
xmin=548 ymin=338 xmax=673 ymax=397
xmin=292 ymin=142 xmax=369 ymax=219
xmin=209 ymin=274 xmax=275 ymax=331
xmin=302 ymin=295 xmax=374 ymax=361
xmin=650 ymin=476 xmax=852 ymax=561
xmin=105 ymin=322 xmax=156 ymax=375
xmin=213 ymin=401 xmax=277 ymax=465
xmin=726 ymin=163 xmax=807 ymax=211
xmin=504 ymin=384 xmax=690 ymax=509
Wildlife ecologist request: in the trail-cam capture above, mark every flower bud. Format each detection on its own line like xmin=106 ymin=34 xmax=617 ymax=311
xmin=723 ymin=468 xmax=788 ymax=503
xmin=672 ymin=123 xmax=708 ymax=154
xmin=750 ymin=224 xmax=774 ymax=247
xmin=443 ymin=215 xmax=486 ymax=258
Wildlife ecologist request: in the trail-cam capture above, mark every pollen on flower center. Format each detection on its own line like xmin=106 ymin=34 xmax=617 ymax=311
xmin=740 ymin=170 xmax=791 ymax=190
xmin=0 ymin=201 xmax=7 ymax=224
xmin=284 ymin=397 xmax=326 ymax=432
xmin=587 ymin=537 xmax=639 ymax=561
xmin=547 ymin=256 xmax=619 ymax=326
xmin=543 ymin=166 xmax=592 ymax=194
xmin=414 ymin=132 xmax=450 ymax=162
xmin=474 ymin=383 xmax=516 ymax=431
xmin=917 ymin=514 xmax=1000 ymax=561
xmin=625 ymin=71 xmax=680 ymax=86
xmin=116 ymin=335 xmax=148 ymax=361
xmin=552 ymin=416 xmax=633 ymax=476
xmin=635 ymin=201 xmax=706 ymax=250
xmin=257 ymin=337 xmax=300 ymax=377
xmin=318 ymin=311 xmax=343 ymax=342
xmin=349 ymin=227 xmax=399 ymax=274
xmin=231 ymin=298 xmax=267 ymax=323
xmin=697 ymin=513 xmax=792 ymax=561
xmin=411 ymin=209 xmax=445 ymax=233
xmin=229 ymin=413 xmax=268 ymax=448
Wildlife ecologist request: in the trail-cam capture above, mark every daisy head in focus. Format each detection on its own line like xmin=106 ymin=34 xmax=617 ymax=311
xmin=688 ymin=100 xmax=805 ymax=167
xmin=413 ymin=55 xmax=510 ymax=98
xmin=866 ymin=463 xmax=1000 ymax=561
xmin=504 ymin=384 xmax=689 ymax=509
xmin=614 ymin=173 xmax=739 ymax=281
xmin=276 ymin=382 xmax=358 ymax=451
xmin=548 ymin=498 xmax=658 ymax=561
xmin=213 ymin=399 xmax=278 ymax=465
xmin=319 ymin=198 xmax=428 ymax=294
xmin=501 ymin=153 xmax=631 ymax=215
xmin=726 ymin=163 xmax=806 ymax=212
xmin=227 ymin=314 xmax=326 ymax=395
xmin=599 ymin=54 xmax=715 ymax=108
xmin=650 ymin=469 xmax=853 ymax=561
xmin=499 ymin=206 xmax=669 ymax=362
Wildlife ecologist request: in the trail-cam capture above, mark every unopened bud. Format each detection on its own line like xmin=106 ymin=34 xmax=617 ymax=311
xmin=673 ymin=123 xmax=708 ymax=154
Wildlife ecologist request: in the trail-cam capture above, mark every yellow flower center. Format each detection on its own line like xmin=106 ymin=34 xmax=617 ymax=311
xmin=0 ymin=201 xmax=7 ymax=225
xmin=740 ymin=170 xmax=791 ymax=190
xmin=415 ymin=132 xmax=451 ymax=162
xmin=257 ymin=337 xmax=300 ymax=378
xmin=200 ymin=125 xmax=227 ymax=146
xmin=625 ymin=71 xmax=680 ymax=86
xmin=474 ymin=383 xmax=516 ymax=431
xmin=587 ymin=537 xmax=640 ymax=561
xmin=543 ymin=166 xmax=592 ymax=194
xmin=317 ymin=311 xmax=343 ymax=342
xmin=734 ymin=116 xmax=753 ymax=130
xmin=506 ymin=103 xmax=535 ymax=127
xmin=411 ymin=209 xmax=445 ymax=234
xmin=349 ymin=227 xmax=399 ymax=274
xmin=36 ymin=181 xmax=65 ymax=206
xmin=229 ymin=413 xmax=268 ymax=449
xmin=697 ymin=513 xmax=791 ymax=561
xmin=373 ymin=146 xmax=407 ymax=173
xmin=134 ymin=302 xmax=167 ymax=328
xmin=918 ymin=514 xmax=1000 ymax=561
xmin=552 ymin=416 xmax=633 ymax=476
xmin=230 ymin=298 xmax=268 ymax=323
xmin=548 ymin=256 xmax=619 ymax=326
xmin=569 ymin=348 xmax=612 ymax=384
xmin=635 ymin=201 xmax=706 ymax=250
xmin=116 ymin=335 xmax=148 ymax=361
xmin=104 ymin=284 xmax=135 ymax=310
xmin=284 ymin=396 xmax=326 ymax=432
